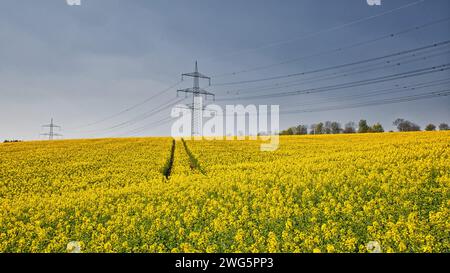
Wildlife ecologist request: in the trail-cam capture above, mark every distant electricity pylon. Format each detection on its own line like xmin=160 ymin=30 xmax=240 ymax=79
xmin=41 ymin=118 xmax=62 ymax=140
xmin=177 ymin=61 xmax=215 ymax=137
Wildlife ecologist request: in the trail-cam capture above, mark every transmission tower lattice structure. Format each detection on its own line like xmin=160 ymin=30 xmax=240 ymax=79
xmin=41 ymin=118 xmax=62 ymax=140
xmin=177 ymin=61 xmax=215 ymax=137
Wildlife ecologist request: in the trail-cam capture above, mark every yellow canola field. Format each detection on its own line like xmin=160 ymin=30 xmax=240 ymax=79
xmin=0 ymin=132 xmax=449 ymax=253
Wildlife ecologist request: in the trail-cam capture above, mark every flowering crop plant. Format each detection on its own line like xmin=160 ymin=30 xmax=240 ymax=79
xmin=0 ymin=132 xmax=449 ymax=253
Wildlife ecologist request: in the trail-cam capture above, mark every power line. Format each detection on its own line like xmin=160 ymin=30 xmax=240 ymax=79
xmin=212 ymin=16 xmax=450 ymax=78
xmin=69 ymin=80 xmax=182 ymax=130
xmin=281 ymin=89 xmax=450 ymax=115
xmin=282 ymin=78 xmax=450 ymax=109
xmin=213 ymin=40 xmax=450 ymax=87
xmin=214 ymin=86 xmax=450 ymax=117
xmin=202 ymin=0 xmax=426 ymax=63
xmin=85 ymin=98 xmax=184 ymax=134
xmin=216 ymin=63 xmax=450 ymax=101
xmin=125 ymin=116 xmax=175 ymax=136
xmin=221 ymin=46 xmax=450 ymax=95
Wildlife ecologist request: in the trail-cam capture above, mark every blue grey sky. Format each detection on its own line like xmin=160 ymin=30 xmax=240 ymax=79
xmin=0 ymin=0 xmax=449 ymax=140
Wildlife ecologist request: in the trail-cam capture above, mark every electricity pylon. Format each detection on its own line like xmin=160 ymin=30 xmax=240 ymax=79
xmin=41 ymin=118 xmax=62 ymax=140
xmin=177 ymin=61 xmax=215 ymax=137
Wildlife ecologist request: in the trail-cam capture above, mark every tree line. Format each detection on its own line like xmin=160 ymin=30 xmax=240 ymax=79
xmin=3 ymin=140 xmax=22 ymax=143
xmin=280 ymin=119 xmax=450 ymax=135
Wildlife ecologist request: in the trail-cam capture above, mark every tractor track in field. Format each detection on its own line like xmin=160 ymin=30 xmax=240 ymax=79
xmin=181 ymin=138 xmax=205 ymax=175
xmin=162 ymin=139 xmax=175 ymax=179
xmin=162 ymin=138 xmax=204 ymax=179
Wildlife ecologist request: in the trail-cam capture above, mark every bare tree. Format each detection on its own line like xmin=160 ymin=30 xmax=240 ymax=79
xmin=310 ymin=124 xmax=317 ymax=135
xmin=343 ymin=122 xmax=356 ymax=134
xmin=439 ymin=123 xmax=449 ymax=131
xmin=324 ymin=121 xmax=332 ymax=134
xmin=393 ymin=118 xmax=421 ymax=132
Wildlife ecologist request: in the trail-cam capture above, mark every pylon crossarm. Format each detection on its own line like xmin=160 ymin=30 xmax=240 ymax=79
xmin=177 ymin=88 xmax=195 ymax=94
xmin=182 ymin=72 xmax=211 ymax=80
xmin=177 ymin=88 xmax=213 ymax=96
xmin=174 ymin=105 xmax=191 ymax=110
xmin=196 ymin=89 xmax=214 ymax=96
